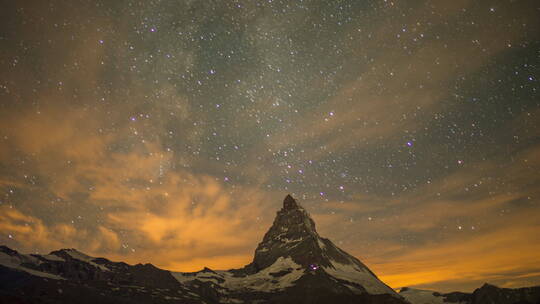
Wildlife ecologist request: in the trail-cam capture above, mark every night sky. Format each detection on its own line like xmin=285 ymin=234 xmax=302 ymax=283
xmin=1 ymin=0 xmax=539 ymax=292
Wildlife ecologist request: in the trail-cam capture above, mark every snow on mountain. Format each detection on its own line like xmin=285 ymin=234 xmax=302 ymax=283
xmin=323 ymin=260 xmax=396 ymax=295
xmin=399 ymin=287 xmax=448 ymax=304
xmin=222 ymin=257 xmax=304 ymax=291
xmin=0 ymin=246 xmax=64 ymax=280
xmin=53 ymin=248 xmax=110 ymax=271
xmin=398 ymin=287 xmax=477 ymax=304
xmin=172 ymin=257 xmax=304 ymax=292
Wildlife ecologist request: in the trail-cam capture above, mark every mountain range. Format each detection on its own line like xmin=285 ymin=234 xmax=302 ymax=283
xmin=1 ymin=195 xmax=538 ymax=304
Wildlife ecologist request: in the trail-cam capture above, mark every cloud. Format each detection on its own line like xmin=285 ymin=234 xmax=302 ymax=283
xmin=0 ymin=205 xmax=121 ymax=254
xmin=0 ymin=102 xmax=277 ymax=271
xmin=91 ymin=155 xmax=275 ymax=270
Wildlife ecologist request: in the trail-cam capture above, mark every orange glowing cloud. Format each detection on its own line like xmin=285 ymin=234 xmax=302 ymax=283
xmin=0 ymin=205 xmax=121 ymax=254
xmin=0 ymin=99 xmax=274 ymax=270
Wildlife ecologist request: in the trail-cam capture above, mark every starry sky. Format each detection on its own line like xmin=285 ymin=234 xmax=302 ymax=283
xmin=1 ymin=0 xmax=539 ymax=292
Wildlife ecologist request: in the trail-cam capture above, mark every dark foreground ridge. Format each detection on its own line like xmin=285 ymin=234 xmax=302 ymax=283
xmin=1 ymin=195 xmax=538 ymax=304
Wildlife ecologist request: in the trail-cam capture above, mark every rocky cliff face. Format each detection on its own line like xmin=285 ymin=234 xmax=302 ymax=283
xmin=252 ymin=195 xmax=368 ymax=270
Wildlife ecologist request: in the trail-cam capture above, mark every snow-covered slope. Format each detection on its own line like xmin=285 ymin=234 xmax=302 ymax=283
xmin=399 ymin=287 xmax=448 ymax=304
xmin=172 ymin=256 xmax=304 ymax=292
xmin=0 ymin=245 xmax=215 ymax=304
xmin=399 ymin=287 xmax=473 ymax=304
xmin=323 ymin=260 xmax=395 ymax=294
xmin=0 ymin=248 xmax=64 ymax=279
xmin=55 ymin=248 xmax=110 ymax=271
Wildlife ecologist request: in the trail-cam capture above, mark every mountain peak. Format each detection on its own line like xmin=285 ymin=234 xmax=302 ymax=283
xmin=252 ymin=196 xmax=354 ymax=268
xmin=245 ymin=194 xmax=399 ymax=296
xmin=283 ymin=194 xmax=301 ymax=210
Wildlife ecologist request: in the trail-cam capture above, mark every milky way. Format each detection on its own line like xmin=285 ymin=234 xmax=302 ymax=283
xmin=1 ymin=0 xmax=539 ymax=292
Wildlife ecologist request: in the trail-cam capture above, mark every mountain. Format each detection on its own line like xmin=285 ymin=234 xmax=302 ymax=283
xmin=171 ymin=194 xmax=405 ymax=303
xmin=1 ymin=195 xmax=538 ymax=304
xmin=0 ymin=245 xmax=216 ymax=304
xmin=399 ymin=284 xmax=540 ymax=304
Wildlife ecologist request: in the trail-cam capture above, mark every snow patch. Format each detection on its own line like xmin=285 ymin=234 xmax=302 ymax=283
xmin=60 ymin=249 xmax=110 ymax=271
xmin=281 ymin=237 xmax=303 ymax=244
xmin=257 ymin=247 xmax=269 ymax=253
xmin=323 ymin=260 xmax=395 ymax=295
xmin=172 ymin=257 xmax=304 ymax=292
xmin=221 ymin=257 xmax=304 ymax=291
xmin=171 ymin=270 xmax=224 ymax=284
xmin=400 ymin=288 xmax=447 ymax=304
xmin=0 ymin=252 xmax=64 ymax=280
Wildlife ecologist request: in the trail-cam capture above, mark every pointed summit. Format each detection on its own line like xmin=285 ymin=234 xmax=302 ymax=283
xmin=283 ymin=194 xmax=300 ymax=210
